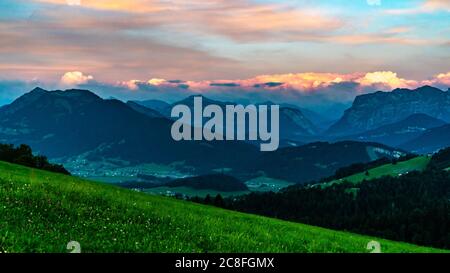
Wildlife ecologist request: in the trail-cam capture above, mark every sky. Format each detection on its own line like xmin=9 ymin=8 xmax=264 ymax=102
xmin=0 ymin=0 xmax=449 ymax=111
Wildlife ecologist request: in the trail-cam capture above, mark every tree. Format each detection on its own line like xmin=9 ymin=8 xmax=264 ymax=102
xmin=0 ymin=143 xmax=70 ymax=175
xmin=214 ymin=194 xmax=225 ymax=207
xmin=204 ymin=194 xmax=212 ymax=205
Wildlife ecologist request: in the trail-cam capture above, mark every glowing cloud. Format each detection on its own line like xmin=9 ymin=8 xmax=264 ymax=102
xmin=357 ymin=71 xmax=418 ymax=89
xmin=61 ymin=71 xmax=94 ymax=86
xmin=119 ymin=80 xmax=141 ymax=90
xmin=147 ymin=78 xmax=166 ymax=86
xmin=123 ymin=71 xmax=444 ymax=94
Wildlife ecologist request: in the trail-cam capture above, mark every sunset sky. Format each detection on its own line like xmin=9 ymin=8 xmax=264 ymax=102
xmin=0 ymin=0 xmax=449 ymax=109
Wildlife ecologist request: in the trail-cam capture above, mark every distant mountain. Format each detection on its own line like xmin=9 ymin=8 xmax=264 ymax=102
xmin=256 ymin=101 xmax=319 ymax=137
xmin=126 ymin=101 xmax=163 ymax=118
xmin=249 ymin=141 xmax=405 ymax=183
xmin=281 ymin=107 xmax=319 ymax=136
xmin=132 ymin=99 xmax=171 ymax=116
xmin=327 ymin=86 xmax=450 ymax=136
xmin=136 ymin=95 xmax=319 ymax=141
xmin=339 ymin=113 xmax=447 ymax=147
xmin=400 ymin=124 xmax=450 ymax=154
xmin=280 ymin=104 xmax=336 ymax=131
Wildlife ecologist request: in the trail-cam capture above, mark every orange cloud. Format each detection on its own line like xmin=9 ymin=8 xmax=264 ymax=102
xmin=248 ymin=73 xmax=358 ymax=90
xmin=356 ymin=71 xmax=418 ymax=89
xmin=35 ymin=0 xmax=168 ymax=13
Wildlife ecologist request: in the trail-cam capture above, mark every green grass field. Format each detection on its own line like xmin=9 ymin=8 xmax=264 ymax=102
xmin=321 ymin=156 xmax=431 ymax=188
xmin=0 ymin=161 xmax=445 ymax=253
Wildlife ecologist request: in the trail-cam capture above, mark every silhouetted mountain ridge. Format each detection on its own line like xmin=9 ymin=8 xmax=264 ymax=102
xmin=327 ymin=86 xmax=450 ymax=136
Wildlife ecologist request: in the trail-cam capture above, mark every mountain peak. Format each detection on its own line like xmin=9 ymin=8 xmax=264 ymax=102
xmin=63 ymin=88 xmax=101 ymax=97
xmin=30 ymin=87 xmax=48 ymax=94
xmin=414 ymin=85 xmax=443 ymax=93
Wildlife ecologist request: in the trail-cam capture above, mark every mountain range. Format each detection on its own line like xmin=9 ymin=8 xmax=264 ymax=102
xmin=327 ymin=86 xmax=450 ymax=136
xmin=133 ymin=96 xmax=320 ymax=142
xmin=132 ymin=87 xmax=450 ymax=153
xmin=0 ymin=88 xmax=257 ymax=173
xmin=0 ymin=87 xmax=407 ymax=183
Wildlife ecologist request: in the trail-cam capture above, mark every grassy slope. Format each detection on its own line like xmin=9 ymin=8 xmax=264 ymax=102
xmin=0 ymin=161 xmax=444 ymax=253
xmin=321 ymin=156 xmax=431 ymax=188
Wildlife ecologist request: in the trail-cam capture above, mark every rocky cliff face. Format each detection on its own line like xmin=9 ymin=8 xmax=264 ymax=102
xmin=327 ymin=86 xmax=450 ymax=136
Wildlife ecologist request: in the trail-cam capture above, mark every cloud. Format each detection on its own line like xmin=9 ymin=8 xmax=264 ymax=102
xmin=423 ymin=0 xmax=450 ymax=12
xmin=29 ymin=0 xmax=437 ymax=45
xmin=60 ymin=71 xmax=94 ymax=86
xmin=1 ymin=0 xmax=447 ymax=86
xmin=356 ymin=71 xmax=418 ymax=90
xmin=0 ymin=11 xmax=241 ymax=82
xmin=367 ymin=0 xmax=381 ymax=7
xmin=35 ymin=0 xmax=169 ymax=13
xmin=89 ymin=70 xmax=449 ymax=110
xmin=119 ymin=71 xmax=449 ymax=95
xmin=386 ymin=0 xmax=450 ymax=14
xmin=254 ymin=82 xmax=284 ymax=88
xmin=423 ymin=72 xmax=450 ymax=88
xmin=2 ymin=70 xmax=449 ymax=115
xmin=210 ymin=83 xmax=241 ymax=87
xmin=66 ymin=0 xmax=81 ymax=6
xmin=31 ymin=0 xmax=344 ymax=43
xmin=147 ymin=78 xmax=166 ymax=86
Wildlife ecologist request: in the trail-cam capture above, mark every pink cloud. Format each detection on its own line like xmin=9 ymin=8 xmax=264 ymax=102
xmin=423 ymin=72 xmax=450 ymax=87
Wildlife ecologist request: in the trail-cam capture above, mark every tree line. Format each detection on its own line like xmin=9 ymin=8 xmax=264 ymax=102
xmin=0 ymin=143 xmax=70 ymax=175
